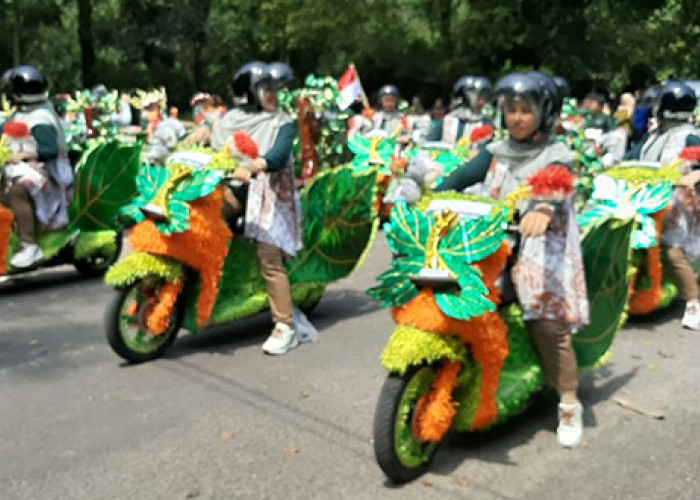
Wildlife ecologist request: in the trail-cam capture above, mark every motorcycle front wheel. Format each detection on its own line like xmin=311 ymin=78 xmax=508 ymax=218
xmin=105 ymin=279 xmax=183 ymax=363
xmin=373 ymin=365 xmax=441 ymax=483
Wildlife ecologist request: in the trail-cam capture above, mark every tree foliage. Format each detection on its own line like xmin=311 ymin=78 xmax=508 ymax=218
xmin=1 ymin=0 xmax=699 ymax=108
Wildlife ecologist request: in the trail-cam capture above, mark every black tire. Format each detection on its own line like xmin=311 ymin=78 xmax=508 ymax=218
xmin=373 ymin=365 xmax=440 ymax=483
xmin=74 ymin=233 xmax=124 ymax=278
xmin=105 ymin=279 xmax=183 ymax=363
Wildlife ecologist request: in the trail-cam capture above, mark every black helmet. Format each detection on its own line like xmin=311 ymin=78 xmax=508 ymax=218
xmin=378 ymin=84 xmax=400 ymax=100
xmin=230 ymin=61 xmax=273 ymax=110
xmin=525 ymin=71 xmax=559 ymax=128
xmin=496 ymin=73 xmax=553 ymax=134
xmin=640 ymin=86 xmax=659 ymax=108
xmin=552 ymin=76 xmax=570 ymax=112
xmin=7 ymin=65 xmax=48 ymax=104
xmin=268 ymin=62 xmax=296 ymax=89
xmin=453 ymin=75 xmax=493 ymax=110
xmin=1 ymin=68 xmax=14 ymax=93
xmin=655 ymin=80 xmax=697 ymax=121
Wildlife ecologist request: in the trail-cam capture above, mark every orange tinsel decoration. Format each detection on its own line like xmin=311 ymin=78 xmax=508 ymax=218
xmin=0 ymin=205 xmax=14 ymax=276
xmin=528 ymin=164 xmax=575 ymax=198
xmin=392 ymin=243 xmax=511 ymax=437
xmin=470 ymin=125 xmax=494 ymax=144
xmin=147 ymin=277 xmax=185 ymax=334
xmin=680 ymin=146 xmax=700 ymax=161
xmin=129 ymin=188 xmax=232 ymax=327
xmin=418 ymin=361 xmax=461 ymax=442
xmin=629 ymin=207 xmax=669 ymax=315
xmin=233 ymin=131 xmax=259 ymax=159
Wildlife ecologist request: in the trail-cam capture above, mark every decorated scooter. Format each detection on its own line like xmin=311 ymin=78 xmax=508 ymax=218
xmin=0 ymin=139 xmax=140 ymax=280
xmin=104 ymin=138 xmax=379 ymax=362
xmin=368 ymin=177 xmax=635 ymax=482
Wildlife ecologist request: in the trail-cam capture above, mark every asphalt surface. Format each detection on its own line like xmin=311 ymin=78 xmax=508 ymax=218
xmin=1 ymin=234 xmax=699 ymax=500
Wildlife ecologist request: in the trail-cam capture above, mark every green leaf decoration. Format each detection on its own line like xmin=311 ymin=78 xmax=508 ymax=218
xmin=170 ymin=168 xmax=223 ymax=203
xmin=383 ymin=201 xmax=434 ymax=259
xmin=367 ymin=258 xmax=423 ymax=308
xmin=573 ymin=217 xmax=635 ymax=369
xmin=348 ymin=135 xmax=396 ymax=175
xmin=69 ymin=139 xmax=142 ymax=231
xmin=286 ymin=165 xmax=379 ymax=283
xmin=439 ymin=211 xmax=508 ymax=274
xmin=434 ymin=267 xmax=496 ymax=320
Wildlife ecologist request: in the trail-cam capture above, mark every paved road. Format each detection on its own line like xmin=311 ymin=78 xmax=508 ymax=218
xmin=1 ymin=234 xmax=699 ymax=499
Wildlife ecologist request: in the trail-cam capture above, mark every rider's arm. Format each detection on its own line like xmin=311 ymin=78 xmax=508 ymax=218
xmin=623 ymin=135 xmax=647 ymax=160
xmin=686 ymin=134 xmax=700 ymax=147
xmin=263 ymin=122 xmax=295 ymax=172
xmin=32 ymin=124 xmax=59 ymax=162
xmin=434 ymin=148 xmax=493 ymax=192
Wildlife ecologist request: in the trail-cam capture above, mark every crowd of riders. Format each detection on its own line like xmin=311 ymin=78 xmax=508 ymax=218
xmin=2 ymin=61 xmax=699 ymax=450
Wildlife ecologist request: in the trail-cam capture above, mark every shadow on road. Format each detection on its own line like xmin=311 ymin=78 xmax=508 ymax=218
xmin=420 ymin=364 xmax=639 ymax=479
xmin=0 ymin=269 xmax=89 ymax=297
xmin=132 ymin=288 xmax=382 ymax=361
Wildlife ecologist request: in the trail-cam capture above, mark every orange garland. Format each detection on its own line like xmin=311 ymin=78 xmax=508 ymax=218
xmin=147 ymin=277 xmax=185 ymax=334
xmin=418 ymin=361 xmax=461 ymax=441
xmin=129 ymin=188 xmax=232 ymax=327
xmin=629 ymin=207 xmax=669 ymax=315
xmin=0 ymin=205 xmax=13 ymax=276
xmin=392 ymin=243 xmax=511 ymax=437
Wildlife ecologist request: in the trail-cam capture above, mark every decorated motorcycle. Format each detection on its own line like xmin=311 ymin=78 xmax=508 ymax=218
xmin=368 ymin=177 xmax=635 ymax=482
xmin=0 ymin=139 xmax=140 ymax=280
xmin=581 ymin=153 xmax=700 ymax=316
xmin=103 ymin=141 xmax=379 ymax=363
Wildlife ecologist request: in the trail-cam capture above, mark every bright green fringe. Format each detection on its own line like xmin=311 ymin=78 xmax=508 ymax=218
xmin=380 ymin=325 xmax=467 ymax=375
xmin=605 ymin=165 xmax=681 ymax=185
xmin=105 ymin=252 xmax=183 ymax=287
xmin=74 ymin=230 xmax=118 ymax=260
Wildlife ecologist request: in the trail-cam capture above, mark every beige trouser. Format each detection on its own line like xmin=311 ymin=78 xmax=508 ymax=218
xmin=223 ymin=188 xmax=294 ymax=326
xmin=526 ymin=319 xmax=579 ymax=395
xmin=0 ymin=184 xmax=35 ymax=243
xmin=666 ymin=246 xmax=699 ymax=301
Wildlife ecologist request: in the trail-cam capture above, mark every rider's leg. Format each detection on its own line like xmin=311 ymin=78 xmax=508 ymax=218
xmin=256 ymin=241 xmax=296 ymax=355
xmin=526 ymin=319 xmax=583 ymax=447
xmin=0 ymin=184 xmax=35 ymax=244
xmin=666 ymin=246 xmax=700 ymax=329
xmin=221 ymin=186 xmax=244 ymax=220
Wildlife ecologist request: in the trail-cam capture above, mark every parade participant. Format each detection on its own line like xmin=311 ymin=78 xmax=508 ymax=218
xmin=347 ymin=99 xmax=374 ymax=138
xmin=436 ymin=72 xmax=589 ymax=448
xmin=583 ymin=89 xmax=616 ymax=133
xmin=111 ymin=93 xmax=133 ymax=127
xmin=145 ymin=110 xmax=186 ymax=164
xmin=370 ymin=84 xmax=405 ymax=137
xmin=0 ymin=66 xmax=72 ymax=268
xmin=431 ymin=75 xmax=493 ymax=145
xmin=191 ymin=92 xmax=213 ymax=124
xmin=624 ymin=81 xmax=700 ymax=329
xmin=187 ymin=61 xmax=302 ymax=355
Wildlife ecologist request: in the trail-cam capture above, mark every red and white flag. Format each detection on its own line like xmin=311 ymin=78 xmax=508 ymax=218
xmin=337 ymin=64 xmax=365 ymax=110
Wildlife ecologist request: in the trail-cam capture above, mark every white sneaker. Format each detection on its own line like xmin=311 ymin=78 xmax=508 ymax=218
xmin=10 ymin=243 xmax=44 ymax=269
xmin=682 ymin=300 xmax=700 ymax=330
xmin=557 ymin=402 xmax=583 ymax=448
xmin=262 ymin=323 xmax=298 ymax=355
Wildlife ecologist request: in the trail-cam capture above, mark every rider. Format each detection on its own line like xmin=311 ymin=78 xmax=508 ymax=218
xmin=0 ymin=66 xmax=72 ymax=269
xmin=188 ymin=61 xmax=302 ymax=355
xmin=624 ymin=80 xmax=700 ymax=330
xmin=370 ymin=84 xmax=405 ymax=137
xmin=583 ymin=88 xmax=616 ymax=133
xmin=436 ymin=72 xmax=589 ymax=448
xmin=431 ymin=75 xmax=493 ymax=145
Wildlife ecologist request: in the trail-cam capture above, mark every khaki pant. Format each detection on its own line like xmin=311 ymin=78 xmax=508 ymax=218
xmin=223 ymin=187 xmax=294 ymax=326
xmin=526 ymin=319 xmax=579 ymax=394
xmin=666 ymin=246 xmax=699 ymax=301
xmin=0 ymin=184 xmax=34 ymax=243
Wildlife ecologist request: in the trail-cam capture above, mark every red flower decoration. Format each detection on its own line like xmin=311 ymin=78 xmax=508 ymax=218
xmin=470 ymin=125 xmax=494 ymax=144
xmin=2 ymin=120 xmax=30 ymax=139
xmin=528 ymin=164 xmax=576 ymax=198
xmin=233 ymin=131 xmax=259 ymax=159
xmin=679 ymin=146 xmax=700 ymax=161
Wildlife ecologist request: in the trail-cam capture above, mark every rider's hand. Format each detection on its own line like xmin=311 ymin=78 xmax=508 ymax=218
xmin=7 ymin=151 xmax=37 ymax=163
xmin=678 ymin=171 xmax=700 ymax=189
xmin=397 ymin=135 xmax=410 ymax=145
xmin=184 ymin=126 xmax=211 ymax=146
xmin=519 ymin=204 xmax=554 ymax=237
xmin=250 ymin=157 xmax=267 ymax=173
xmin=232 ymin=167 xmax=252 ymax=182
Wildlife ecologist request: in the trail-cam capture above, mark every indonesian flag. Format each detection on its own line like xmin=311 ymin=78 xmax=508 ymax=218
xmin=338 ymin=64 xmax=365 ymax=110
